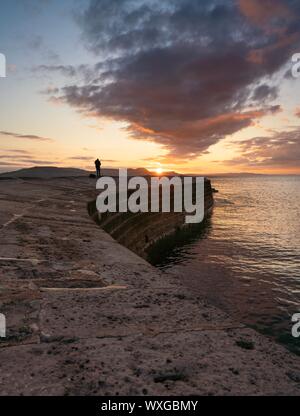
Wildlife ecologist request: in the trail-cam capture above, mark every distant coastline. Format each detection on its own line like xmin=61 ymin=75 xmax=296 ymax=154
xmin=0 ymin=166 xmax=299 ymax=179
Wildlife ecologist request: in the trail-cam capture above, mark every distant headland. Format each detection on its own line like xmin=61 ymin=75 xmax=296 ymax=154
xmin=0 ymin=166 xmax=293 ymax=180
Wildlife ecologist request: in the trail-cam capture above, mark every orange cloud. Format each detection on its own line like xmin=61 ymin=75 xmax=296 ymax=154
xmin=238 ymin=0 xmax=291 ymax=30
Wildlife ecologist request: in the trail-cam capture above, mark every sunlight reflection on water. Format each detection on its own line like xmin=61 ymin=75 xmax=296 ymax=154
xmin=155 ymin=176 xmax=300 ymax=353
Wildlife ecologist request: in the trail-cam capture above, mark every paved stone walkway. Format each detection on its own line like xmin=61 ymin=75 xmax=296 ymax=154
xmin=0 ymin=178 xmax=299 ymax=395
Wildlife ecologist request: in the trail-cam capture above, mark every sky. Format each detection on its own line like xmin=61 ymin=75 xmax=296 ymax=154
xmin=0 ymin=0 xmax=300 ymax=175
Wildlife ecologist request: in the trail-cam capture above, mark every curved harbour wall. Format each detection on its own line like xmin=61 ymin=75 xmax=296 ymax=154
xmin=88 ymin=178 xmax=214 ymax=259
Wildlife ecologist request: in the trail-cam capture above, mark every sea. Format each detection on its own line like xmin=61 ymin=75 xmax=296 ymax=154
xmin=153 ymin=176 xmax=300 ymax=354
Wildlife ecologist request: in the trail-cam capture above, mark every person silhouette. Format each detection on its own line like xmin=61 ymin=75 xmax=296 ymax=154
xmin=95 ymin=158 xmax=101 ymax=178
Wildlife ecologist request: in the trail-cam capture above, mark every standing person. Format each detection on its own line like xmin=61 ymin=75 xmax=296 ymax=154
xmin=95 ymin=158 xmax=101 ymax=178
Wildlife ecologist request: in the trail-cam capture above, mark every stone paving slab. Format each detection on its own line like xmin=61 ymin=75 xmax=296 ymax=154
xmin=39 ymin=287 xmax=241 ymax=340
xmin=0 ymin=329 xmax=299 ymax=396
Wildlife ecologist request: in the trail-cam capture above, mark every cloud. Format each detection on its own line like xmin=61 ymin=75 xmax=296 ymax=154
xmin=0 ymin=131 xmax=55 ymax=142
xmin=0 ymin=155 xmax=29 ymax=160
xmin=252 ymin=85 xmax=278 ymax=102
xmin=34 ymin=65 xmax=77 ymax=77
xmin=0 ymin=153 xmax=58 ymax=166
xmin=34 ymin=64 xmax=96 ymax=82
xmin=223 ymin=128 xmax=300 ymax=169
xmin=21 ymin=159 xmax=58 ymax=165
xmin=47 ymin=0 xmax=300 ymax=160
xmin=0 ymin=162 xmax=25 ymax=168
xmin=2 ymin=149 xmax=30 ymax=155
xmin=69 ymin=156 xmax=93 ymax=161
xmin=238 ymin=0 xmax=292 ymax=33
xmin=69 ymin=156 xmax=119 ymax=163
xmin=40 ymin=86 xmax=60 ymax=95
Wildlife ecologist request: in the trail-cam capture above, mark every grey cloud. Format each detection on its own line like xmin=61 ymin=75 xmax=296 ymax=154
xmin=252 ymin=85 xmax=278 ymax=102
xmin=225 ymin=129 xmax=300 ymax=168
xmin=34 ymin=65 xmax=78 ymax=77
xmin=50 ymin=0 xmax=300 ymax=159
xmin=0 ymin=131 xmax=55 ymax=142
xmin=34 ymin=64 xmax=97 ymax=83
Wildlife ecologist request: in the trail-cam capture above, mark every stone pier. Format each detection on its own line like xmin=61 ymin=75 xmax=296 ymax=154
xmin=0 ymin=177 xmax=299 ymax=396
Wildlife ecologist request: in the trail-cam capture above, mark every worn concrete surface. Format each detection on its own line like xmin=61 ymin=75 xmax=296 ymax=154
xmin=0 ymin=177 xmax=299 ymax=396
